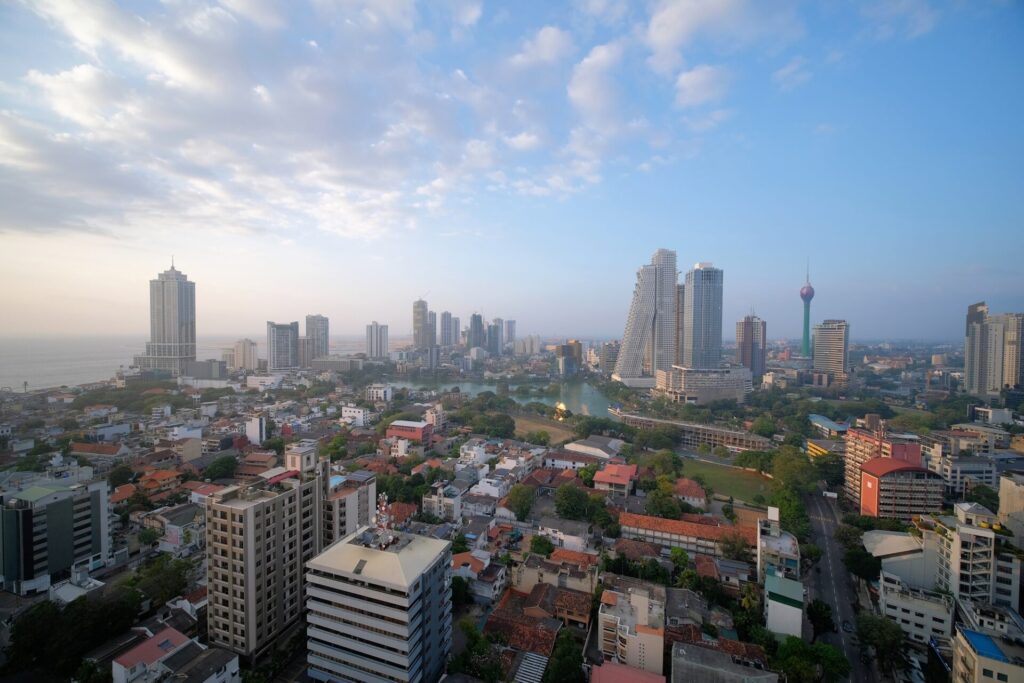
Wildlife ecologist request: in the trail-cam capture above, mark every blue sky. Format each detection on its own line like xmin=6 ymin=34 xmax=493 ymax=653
xmin=0 ymin=0 xmax=1021 ymax=342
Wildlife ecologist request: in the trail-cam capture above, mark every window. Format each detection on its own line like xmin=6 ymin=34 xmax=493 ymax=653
xmin=981 ymin=670 xmax=993 ymax=678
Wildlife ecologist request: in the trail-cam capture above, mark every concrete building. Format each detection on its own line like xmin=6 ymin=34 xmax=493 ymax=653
xmin=323 ymin=470 xmax=376 ymax=546
xmin=614 ymin=248 xmax=678 ymax=388
xmin=467 ymin=313 xmax=485 ymax=350
xmin=439 ymin=311 xmax=453 ymax=347
xmin=998 ymin=471 xmax=1024 ymax=540
xmin=266 ymin=321 xmax=299 ymax=371
xmin=812 ymin=319 xmax=849 ymax=386
xmin=134 ymin=263 xmax=197 ymax=375
xmin=680 ymin=262 xmax=724 ymax=370
xmin=953 ymin=628 xmax=1024 ymax=683
xmin=366 ymin=321 xmax=389 ymax=359
xmin=843 ymin=428 xmax=922 ymax=504
xmin=205 ymin=460 xmax=325 ymax=659
xmin=450 ymin=316 xmax=461 ymax=348
xmin=504 ymin=320 xmax=516 ymax=347
xmin=756 ymin=508 xmax=800 ymax=582
xmin=764 ymin=569 xmax=803 ymax=638
xmin=964 ymin=302 xmax=1024 ymax=398
xmin=421 ymin=481 xmax=463 ymax=522
xmin=231 ymin=339 xmax=259 ymax=372
xmin=245 ymin=416 xmax=267 ymax=446
xmin=413 ymin=299 xmax=429 ymax=350
xmin=654 ymin=365 xmax=753 ymax=405
xmin=0 ymin=480 xmax=110 ymax=595
xmin=736 ymin=315 xmax=767 ymax=380
xmin=878 ymin=570 xmax=953 ymax=645
xmin=619 ymin=512 xmax=756 ymax=559
xmin=385 ymin=420 xmax=432 ymax=446
xmin=599 ymin=579 xmax=666 ymax=674
xmin=670 ymin=641 xmax=777 ymax=683
xmin=366 ymin=384 xmax=394 ymax=403
xmin=921 ymin=434 xmax=998 ymax=496
xmin=305 ymin=314 xmax=330 ymax=362
xmin=859 ymin=457 xmax=944 ymax=521
xmin=305 ymin=525 xmax=452 ymax=683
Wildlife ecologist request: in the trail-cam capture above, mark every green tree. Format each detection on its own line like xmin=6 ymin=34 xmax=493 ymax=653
xmin=451 ymin=575 xmax=471 ymax=609
xmin=530 ymin=535 xmax=555 ymax=557
xmin=843 ymin=546 xmax=881 ymax=582
xmin=856 ymin=613 xmax=908 ymax=672
xmin=649 ymin=449 xmax=678 ymax=476
xmin=965 ymin=483 xmax=999 ymax=513
xmin=525 ymin=430 xmax=551 ymax=446
xmin=751 ymin=416 xmax=776 ymax=437
xmin=697 ymin=443 xmax=712 ymax=455
xmin=833 ymin=524 xmax=864 ymax=549
xmin=645 ymin=489 xmax=682 ymax=519
xmin=203 ymin=454 xmax=237 ymax=480
xmin=506 ymin=484 xmax=535 ymax=521
xmin=543 ymin=629 xmax=584 ymax=683
xmin=138 ymin=527 xmax=161 ymax=546
xmin=719 ymin=532 xmax=752 ymax=563
xmin=448 ymin=619 xmax=503 ymax=682
xmin=807 ymin=599 xmax=835 ymax=642
xmin=452 ymin=533 xmax=469 ymax=554
xmin=670 ymin=547 xmax=690 ymax=572
xmin=555 ymin=485 xmax=591 ymax=520
xmin=129 ymin=555 xmax=192 ymax=604
xmin=107 ymin=463 xmax=134 ymax=488
xmin=712 ymin=445 xmax=729 ymax=458
xmin=579 ymin=462 xmax=599 ymax=487
xmin=771 ymin=447 xmax=818 ymax=493
xmin=774 ymin=637 xmax=851 ymax=683
xmin=261 ymin=436 xmax=285 ymax=456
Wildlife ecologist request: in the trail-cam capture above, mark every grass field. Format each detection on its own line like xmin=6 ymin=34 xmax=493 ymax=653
xmin=514 ymin=415 xmax=576 ymax=445
xmin=682 ymin=459 xmax=773 ymax=503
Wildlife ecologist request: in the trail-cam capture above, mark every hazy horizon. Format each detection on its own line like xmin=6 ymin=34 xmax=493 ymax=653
xmin=1 ymin=2 xmax=1021 ymax=340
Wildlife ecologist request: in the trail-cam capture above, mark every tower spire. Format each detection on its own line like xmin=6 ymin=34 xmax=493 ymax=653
xmin=806 ymin=258 xmax=810 ymax=284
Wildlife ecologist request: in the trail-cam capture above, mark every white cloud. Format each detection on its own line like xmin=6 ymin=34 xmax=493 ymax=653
xmin=862 ymin=0 xmax=938 ymax=40
xmin=509 ymin=26 xmax=575 ymax=68
xmin=567 ymin=41 xmax=624 ymax=128
xmin=674 ymin=64 xmax=729 ymax=108
xmin=219 ymin=0 xmax=286 ymax=30
xmin=772 ymin=57 xmax=811 ymax=91
xmin=682 ymin=108 xmax=733 ymax=132
xmin=575 ymin=0 xmax=629 ymax=25
xmin=450 ymin=0 xmax=483 ymax=27
xmin=503 ymin=132 xmax=542 ymax=151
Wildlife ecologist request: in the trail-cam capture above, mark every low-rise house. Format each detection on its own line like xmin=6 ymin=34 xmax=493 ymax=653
xmin=452 ymin=550 xmax=508 ymax=604
xmin=112 ymin=626 xmax=190 ymax=683
xmin=514 ymin=548 xmax=599 ymax=593
xmin=537 ymin=516 xmax=592 ymax=552
xmin=461 ymin=493 xmax=497 ymax=518
xmin=673 ymin=478 xmax=707 ymax=509
xmin=70 ymin=441 xmax=132 ymax=466
xmin=594 ymin=463 xmax=638 ymax=495
xmin=619 ymin=511 xmax=756 ymax=558
xmin=484 ymin=591 xmax=561 ymax=658
xmin=138 ymin=469 xmax=182 ymax=497
xmin=523 ymin=582 xmax=592 ymax=628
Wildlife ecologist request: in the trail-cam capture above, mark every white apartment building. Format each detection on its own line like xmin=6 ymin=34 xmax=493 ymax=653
xmin=305 ymin=526 xmax=452 ymax=683
xmin=206 ymin=461 xmax=325 ymax=659
xmin=878 ymin=571 xmax=953 ymax=644
xmin=764 ymin=570 xmax=804 ymax=638
xmin=424 ymin=404 xmax=446 ymax=430
xmin=323 ymin=470 xmax=376 ymax=547
xmin=340 ymin=405 xmax=376 ymax=428
xmin=598 ymin=580 xmax=666 ymax=675
xmin=421 ymin=481 xmax=463 ymax=522
xmin=365 ymin=384 xmax=394 ymax=403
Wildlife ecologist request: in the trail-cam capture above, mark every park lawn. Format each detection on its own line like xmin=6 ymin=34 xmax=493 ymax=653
xmin=682 ymin=459 xmax=773 ymax=503
xmin=514 ymin=414 xmax=576 ymax=445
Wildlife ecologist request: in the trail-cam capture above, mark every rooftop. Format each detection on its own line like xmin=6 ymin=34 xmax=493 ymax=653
xmin=592 ymin=661 xmax=666 ymax=683
xmin=860 ymin=457 xmax=931 ymax=478
xmin=308 ymin=526 xmax=450 ymax=590
xmin=862 ymin=531 xmax=922 ymax=558
xmin=619 ymin=511 xmax=756 ymax=545
xmin=113 ymin=627 xmax=189 ymax=668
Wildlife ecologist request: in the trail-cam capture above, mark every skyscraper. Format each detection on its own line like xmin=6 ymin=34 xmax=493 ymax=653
xmin=468 ymin=313 xmax=485 ymax=349
xmin=486 ymin=322 xmax=502 ymax=356
xmin=440 ymin=311 xmax=453 ymax=346
xmin=305 ymin=314 xmax=329 ymax=360
xmin=813 ymin=319 xmax=849 ymax=386
xmin=366 ymin=321 xmax=389 ymax=359
xmin=800 ymin=270 xmax=815 ymax=358
xmin=413 ymin=299 xmax=429 ymax=349
xmin=133 ymin=263 xmax=196 ymax=375
xmin=965 ymin=302 xmax=1024 ymax=397
xmin=492 ymin=317 xmax=504 ymax=354
xmin=681 ymin=262 xmax=724 ymax=369
xmin=267 ymin=321 xmax=299 ymax=370
xmin=232 ymin=338 xmax=258 ymax=371
xmin=428 ymin=310 xmax=437 ymax=347
xmin=613 ymin=248 xmax=678 ymax=387
xmin=736 ymin=315 xmax=767 ymax=379
xmin=505 ymin=319 xmax=516 ymax=346
xmin=451 ymin=316 xmax=461 ymax=347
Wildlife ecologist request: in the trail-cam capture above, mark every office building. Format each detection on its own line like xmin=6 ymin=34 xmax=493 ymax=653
xmin=964 ymin=302 xmax=1024 ymax=397
xmin=812 ymin=319 xmax=849 ymax=386
xmin=614 ymin=248 xmax=678 ymax=387
xmin=756 ymin=508 xmax=800 ymax=583
xmin=305 ymin=315 xmax=329 ymax=361
xmin=305 ymin=524 xmax=452 ymax=683
xmin=412 ymin=300 xmax=429 ymax=349
xmin=920 ymin=433 xmax=997 ymax=496
xmin=486 ymin=323 xmax=502 ymax=356
xmin=504 ymin=320 xmax=516 ymax=346
xmin=427 ymin=311 xmax=437 ymax=348
xmin=492 ymin=317 xmax=504 ymax=353
xmin=843 ymin=428 xmax=922 ymax=504
xmin=736 ymin=315 xmax=767 ymax=379
xmin=800 ymin=270 xmax=814 ymax=358
xmin=206 ymin=459 xmax=325 ymax=659
xmin=232 ymin=339 xmax=259 ymax=372
xmin=450 ymin=316 xmax=461 ymax=347
xmin=0 ymin=480 xmax=110 ymax=595
xmin=878 ymin=571 xmax=953 ymax=645
xmin=858 ymin=458 xmax=944 ymax=521
xmin=323 ymin=470 xmax=377 ymax=546
xmin=598 ymin=577 xmax=665 ymax=674
xmin=366 ymin=321 xmax=389 ymax=359
xmin=439 ymin=311 xmax=453 ymax=347
xmin=467 ymin=313 xmax=485 ymax=350
xmin=266 ymin=321 xmax=299 ymax=371
xmin=654 ymin=365 xmax=752 ymax=405
xmin=556 ymin=340 xmax=583 ymax=377
xmin=680 ymin=263 xmax=724 ymax=370
xmin=298 ymin=336 xmax=314 ymax=369
xmin=674 ymin=284 xmax=685 ymax=366
xmin=134 ymin=263 xmax=197 ymax=375
xmin=597 ymin=341 xmax=620 ymax=375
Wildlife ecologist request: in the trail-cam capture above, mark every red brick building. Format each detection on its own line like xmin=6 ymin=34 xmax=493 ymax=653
xmin=385 ymin=420 xmax=433 ymax=445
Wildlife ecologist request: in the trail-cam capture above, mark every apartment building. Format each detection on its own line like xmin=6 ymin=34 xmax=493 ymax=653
xmin=206 ymin=461 xmax=325 ymax=659
xmin=323 ymin=470 xmax=376 ymax=547
xmin=878 ymin=571 xmax=953 ymax=644
xmin=952 ymin=628 xmax=1024 ymax=683
xmin=756 ymin=508 xmax=800 ymax=582
xmin=859 ymin=457 xmax=944 ymax=521
xmin=305 ymin=526 xmax=452 ymax=683
xmin=599 ymin=575 xmax=666 ymax=675
xmin=843 ymin=428 xmax=922 ymax=503
xmin=385 ymin=420 xmax=432 ymax=447
xmin=421 ymin=481 xmax=465 ymax=522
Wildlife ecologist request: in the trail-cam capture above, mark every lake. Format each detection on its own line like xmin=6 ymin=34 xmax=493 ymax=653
xmin=390 ymin=379 xmax=615 ymax=417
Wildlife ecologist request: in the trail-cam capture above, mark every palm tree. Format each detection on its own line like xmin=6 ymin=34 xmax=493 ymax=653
xmin=740 ymin=583 xmax=761 ymax=612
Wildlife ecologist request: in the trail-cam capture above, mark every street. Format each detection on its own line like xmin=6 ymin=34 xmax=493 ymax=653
xmin=806 ymin=493 xmax=871 ymax=683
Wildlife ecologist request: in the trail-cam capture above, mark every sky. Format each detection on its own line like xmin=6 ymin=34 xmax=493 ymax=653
xmin=0 ymin=0 xmax=1021 ymax=343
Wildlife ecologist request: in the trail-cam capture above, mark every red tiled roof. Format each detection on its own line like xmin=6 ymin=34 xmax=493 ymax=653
xmin=113 ymin=627 xmax=188 ymax=668
xmin=549 ymin=548 xmax=599 ymax=569
xmin=71 ymin=442 xmax=123 ymax=456
xmin=674 ymin=477 xmax=706 ymax=499
xmin=185 ymin=586 xmax=208 ymax=604
xmin=613 ymin=538 xmax=660 ymax=561
xmin=594 ymin=463 xmax=638 ymax=487
xmin=452 ymin=552 xmax=485 ymax=574
xmin=111 ymin=484 xmax=137 ymax=504
xmin=694 ymin=553 xmax=719 ymax=579
xmin=619 ymin=511 xmax=756 ymax=545
xmin=860 ymin=457 xmax=930 ymax=478
xmin=390 ymin=502 xmax=417 ymax=525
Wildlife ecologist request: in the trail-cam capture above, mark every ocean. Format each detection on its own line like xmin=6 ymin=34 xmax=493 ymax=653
xmin=0 ymin=336 xmax=368 ymax=391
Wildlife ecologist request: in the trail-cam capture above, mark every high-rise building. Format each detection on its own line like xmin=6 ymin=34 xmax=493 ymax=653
xmin=505 ymin=319 xmax=516 ymax=346
xmin=231 ymin=339 xmax=259 ymax=372
xmin=812 ymin=319 xmax=849 ymax=385
xmin=681 ymin=262 xmax=723 ymax=370
xmin=736 ymin=315 xmax=767 ymax=379
xmin=427 ymin=310 xmax=437 ymax=347
xmin=451 ymin=316 xmax=461 ymax=347
xmin=486 ymin=323 xmax=502 ymax=356
xmin=800 ymin=270 xmax=815 ymax=358
xmin=266 ymin=321 xmax=299 ymax=370
xmin=440 ymin=311 xmax=453 ymax=347
xmin=134 ymin=263 xmax=196 ymax=375
xmin=843 ymin=428 xmax=921 ymax=503
xmin=305 ymin=524 xmax=452 ymax=683
xmin=413 ymin=299 xmax=429 ymax=349
xmin=598 ymin=341 xmax=620 ymax=375
xmin=964 ymin=302 xmax=1024 ymax=397
xmin=613 ymin=248 xmax=678 ymax=387
xmin=468 ymin=313 xmax=485 ymax=349
xmin=305 ymin=314 xmax=329 ymax=361
xmin=675 ymin=283 xmax=685 ymax=365
xmin=555 ymin=340 xmax=583 ymax=376
xmin=206 ymin=457 xmax=325 ymax=659
xmin=492 ymin=317 xmax=504 ymax=353
xmin=366 ymin=321 xmax=389 ymax=359
xmin=0 ymin=480 xmax=110 ymax=595
xmin=322 ymin=470 xmax=377 ymax=546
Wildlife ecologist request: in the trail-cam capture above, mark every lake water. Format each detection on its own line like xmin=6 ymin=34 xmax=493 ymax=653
xmin=391 ymin=379 xmax=615 ymax=417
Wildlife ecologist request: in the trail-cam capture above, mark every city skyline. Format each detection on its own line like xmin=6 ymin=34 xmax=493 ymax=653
xmin=1 ymin=3 xmax=1022 ymax=340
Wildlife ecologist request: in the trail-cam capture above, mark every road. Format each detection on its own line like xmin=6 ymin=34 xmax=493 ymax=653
xmin=806 ymin=493 xmax=871 ymax=683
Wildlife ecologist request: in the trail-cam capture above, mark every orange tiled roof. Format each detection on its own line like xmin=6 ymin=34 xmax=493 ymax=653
xmin=71 ymin=442 xmax=123 ymax=456
xmin=452 ymin=552 xmax=485 ymax=574
xmin=674 ymin=477 xmax=706 ymax=499
xmin=694 ymin=553 xmax=719 ymax=579
xmin=549 ymin=548 xmax=599 ymax=569
xmin=613 ymin=538 xmax=660 ymax=561
xmin=619 ymin=511 xmax=756 ymax=545
xmin=111 ymin=483 xmax=137 ymax=504
xmin=390 ymin=502 xmax=417 ymax=525
xmin=594 ymin=463 xmax=638 ymax=487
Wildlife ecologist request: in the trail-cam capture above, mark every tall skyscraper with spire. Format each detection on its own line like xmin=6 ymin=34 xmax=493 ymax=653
xmin=800 ymin=265 xmax=815 ymax=358
xmin=613 ymin=248 xmax=678 ymax=387
xmin=133 ymin=262 xmax=196 ymax=375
